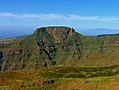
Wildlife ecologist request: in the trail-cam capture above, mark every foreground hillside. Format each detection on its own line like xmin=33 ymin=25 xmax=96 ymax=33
xmin=0 ymin=67 xmax=119 ymax=90
xmin=0 ymin=26 xmax=119 ymax=71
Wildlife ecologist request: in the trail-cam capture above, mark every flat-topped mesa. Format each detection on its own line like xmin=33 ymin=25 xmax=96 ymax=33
xmin=34 ymin=26 xmax=83 ymax=62
xmin=35 ymin=26 xmax=76 ymax=43
xmin=45 ymin=26 xmax=75 ymax=35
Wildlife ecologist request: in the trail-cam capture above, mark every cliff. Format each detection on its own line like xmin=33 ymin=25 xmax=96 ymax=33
xmin=0 ymin=26 xmax=119 ymax=71
xmin=0 ymin=26 xmax=83 ymax=71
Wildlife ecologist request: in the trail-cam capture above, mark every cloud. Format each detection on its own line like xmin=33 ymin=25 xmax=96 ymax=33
xmin=0 ymin=12 xmax=119 ymax=22
xmin=68 ymin=15 xmax=119 ymax=22
xmin=0 ymin=12 xmax=67 ymax=20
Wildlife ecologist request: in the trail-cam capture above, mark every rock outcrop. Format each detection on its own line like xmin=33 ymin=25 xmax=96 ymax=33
xmin=0 ymin=26 xmax=119 ymax=71
xmin=0 ymin=51 xmax=3 ymax=70
xmin=0 ymin=26 xmax=83 ymax=71
xmin=35 ymin=27 xmax=83 ymax=65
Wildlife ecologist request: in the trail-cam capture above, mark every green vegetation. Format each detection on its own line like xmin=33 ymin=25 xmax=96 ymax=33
xmin=0 ymin=66 xmax=119 ymax=90
xmin=0 ymin=27 xmax=119 ymax=71
xmin=41 ymin=66 xmax=119 ymax=78
xmin=0 ymin=26 xmax=119 ymax=89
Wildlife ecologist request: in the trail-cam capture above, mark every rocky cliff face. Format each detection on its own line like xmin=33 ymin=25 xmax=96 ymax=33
xmin=0 ymin=26 xmax=119 ymax=71
xmin=35 ymin=27 xmax=83 ymax=65
xmin=0 ymin=26 xmax=83 ymax=71
xmin=0 ymin=51 xmax=3 ymax=70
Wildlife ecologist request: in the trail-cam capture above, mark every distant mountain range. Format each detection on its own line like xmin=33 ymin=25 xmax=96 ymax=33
xmin=0 ymin=25 xmax=119 ymax=39
xmin=0 ymin=27 xmax=119 ymax=39
xmin=78 ymin=28 xmax=119 ymax=36
xmin=0 ymin=26 xmax=34 ymax=39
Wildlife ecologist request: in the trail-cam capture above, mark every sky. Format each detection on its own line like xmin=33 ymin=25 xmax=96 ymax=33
xmin=0 ymin=0 xmax=119 ymax=38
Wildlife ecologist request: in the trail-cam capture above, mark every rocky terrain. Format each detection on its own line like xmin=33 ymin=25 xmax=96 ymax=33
xmin=0 ymin=26 xmax=119 ymax=71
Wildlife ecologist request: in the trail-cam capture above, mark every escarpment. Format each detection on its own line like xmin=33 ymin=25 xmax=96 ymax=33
xmin=0 ymin=26 xmax=83 ymax=71
xmin=35 ymin=27 xmax=83 ymax=65
xmin=0 ymin=26 xmax=119 ymax=71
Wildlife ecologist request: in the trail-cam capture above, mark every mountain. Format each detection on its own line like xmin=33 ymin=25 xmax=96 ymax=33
xmin=98 ymin=33 xmax=119 ymax=36
xmin=0 ymin=26 xmax=119 ymax=71
xmin=78 ymin=28 xmax=119 ymax=36
xmin=0 ymin=26 xmax=34 ymax=39
xmin=1 ymin=27 xmax=119 ymax=39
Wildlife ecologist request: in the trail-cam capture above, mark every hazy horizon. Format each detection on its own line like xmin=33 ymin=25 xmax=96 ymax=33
xmin=0 ymin=26 xmax=119 ymax=39
xmin=0 ymin=0 xmax=119 ymax=38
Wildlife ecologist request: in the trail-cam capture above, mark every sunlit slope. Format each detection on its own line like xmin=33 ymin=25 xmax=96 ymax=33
xmin=0 ymin=26 xmax=119 ymax=71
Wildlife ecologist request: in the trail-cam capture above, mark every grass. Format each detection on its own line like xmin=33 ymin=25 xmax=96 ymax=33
xmin=0 ymin=66 xmax=119 ymax=90
xmin=40 ymin=66 xmax=119 ymax=78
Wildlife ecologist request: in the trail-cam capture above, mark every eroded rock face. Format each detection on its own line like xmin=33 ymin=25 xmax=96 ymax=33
xmin=0 ymin=26 xmax=83 ymax=71
xmin=0 ymin=51 xmax=3 ymax=59
xmin=35 ymin=26 xmax=83 ymax=64
xmin=35 ymin=27 xmax=75 ymax=43
xmin=0 ymin=26 xmax=119 ymax=71
xmin=0 ymin=51 xmax=3 ymax=71
xmin=46 ymin=27 xmax=75 ymax=43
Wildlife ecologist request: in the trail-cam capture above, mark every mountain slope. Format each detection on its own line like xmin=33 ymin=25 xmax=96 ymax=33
xmin=0 ymin=26 xmax=119 ymax=71
xmin=0 ymin=26 xmax=83 ymax=71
